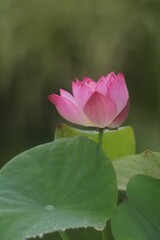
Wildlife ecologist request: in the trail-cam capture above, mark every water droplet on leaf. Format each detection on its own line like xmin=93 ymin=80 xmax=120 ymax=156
xmin=46 ymin=205 xmax=55 ymax=211
xmin=94 ymin=226 xmax=104 ymax=231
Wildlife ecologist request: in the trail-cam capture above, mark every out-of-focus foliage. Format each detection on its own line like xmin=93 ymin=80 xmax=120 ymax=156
xmin=1 ymin=0 xmax=160 ymax=165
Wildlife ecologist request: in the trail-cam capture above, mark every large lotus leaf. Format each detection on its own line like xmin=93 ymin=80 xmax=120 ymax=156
xmin=113 ymin=150 xmax=160 ymax=190
xmin=112 ymin=175 xmax=160 ymax=240
xmin=0 ymin=136 xmax=117 ymax=240
xmin=55 ymin=124 xmax=135 ymax=160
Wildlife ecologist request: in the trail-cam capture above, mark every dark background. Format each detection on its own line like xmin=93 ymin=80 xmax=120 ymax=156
xmin=1 ymin=0 xmax=160 ymax=166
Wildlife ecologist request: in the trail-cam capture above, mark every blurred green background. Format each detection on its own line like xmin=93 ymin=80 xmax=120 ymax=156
xmin=1 ymin=0 xmax=160 ymax=166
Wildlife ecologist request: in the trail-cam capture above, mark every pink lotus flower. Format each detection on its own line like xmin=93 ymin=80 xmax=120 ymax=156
xmin=48 ymin=72 xmax=129 ymax=129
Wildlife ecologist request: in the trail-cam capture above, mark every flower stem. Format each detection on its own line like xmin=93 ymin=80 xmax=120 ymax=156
xmin=98 ymin=128 xmax=104 ymax=147
xmin=102 ymin=225 xmax=108 ymax=240
xmin=98 ymin=128 xmax=110 ymax=240
xmin=59 ymin=231 xmax=70 ymax=240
